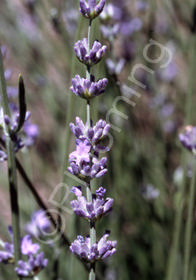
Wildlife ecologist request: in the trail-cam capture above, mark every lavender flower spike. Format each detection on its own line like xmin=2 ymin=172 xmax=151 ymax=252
xmin=80 ymin=0 xmax=105 ymax=20
xmin=70 ymin=186 xmax=113 ymax=221
xmin=70 ymin=233 xmax=117 ymax=262
xmin=70 ymin=75 xmax=108 ymax=100
xmin=74 ymin=38 xmax=107 ymax=66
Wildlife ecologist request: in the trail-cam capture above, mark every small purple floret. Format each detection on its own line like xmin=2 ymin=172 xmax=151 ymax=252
xmin=74 ymin=38 xmax=107 ymax=66
xmin=70 ymin=186 xmax=113 ymax=221
xmin=68 ymin=138 xmax=107 ymax=180
xmin=70 ymin=75 xmax=108 ymax=100
xmin=70 ymin=117 xmax=110 ymax=152
xmin=70 ymin=233 xmax=116 ymax=262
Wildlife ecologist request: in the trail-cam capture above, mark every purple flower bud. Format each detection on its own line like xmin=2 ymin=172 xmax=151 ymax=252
xmin=79 ymin=0 xmax=105 ymax=20
xmin=96 ymin=187 xmax=106 ymax=199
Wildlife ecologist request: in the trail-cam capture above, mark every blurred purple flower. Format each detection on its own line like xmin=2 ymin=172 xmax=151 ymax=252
xmin=21 ymin=235 xmax=40 ymax=255
xmin=0 ymin=149 xmax=7 ymax=161
xmin=0 ymin=227 xmax=14 ymax=264
xmin=120 ymin=18 xmax=142 ymax=36
xmin=0 ymin=228 xmax=47 ymax=276
xmin=25 ymin=210 xmax=51 ymax=238
xmin=80 ymin=0 xmax=105 ymax=19
xmin=100 ymin=24 xmax=120 ymax=39
xmin=15 ymin=235 xmax=48 ymax=277
xmin=135 ymin=0 xmax=149 ymax=11
xmin=100 ymin=4 xmax=122 ymax=21
xmin=158 ymin=62 xmax=178 ymax=82
xmin=179 ymin=126 xmax=196 ymax=153
xmin=70 ymin=186 xmax=113 ymax=221
xmin=15 ymin=252 xmax=48 ymax=277
xmin=70 ymin=75 xmax=108 ymax=100
xmin=159 ymin=104 xmax=174 ymax=118
xmin=4 ymin=69 xmax=12 ymax=81
xmin=74 ymin=38 xmax=107 ymax=66
xmin=106 ymin=58 xmax=125 ymax=75
xmin=6 ymin=87 xmax=18 ymax=98
xmin=141 ymin=184 xmax=160 ymax=201
xmin=70 ymin=232 xmax=117 ymax=262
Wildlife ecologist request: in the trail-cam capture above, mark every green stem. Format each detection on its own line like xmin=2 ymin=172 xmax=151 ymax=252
xmin=183 ymin=158 xmax=196 ymax=280
xmin=166 ymin=151 xmax=187 ymax=280
xmin=87 ymin=183 xmax=96 ymax=280
xmin=0 ymin=48 xmax=22 ymax=279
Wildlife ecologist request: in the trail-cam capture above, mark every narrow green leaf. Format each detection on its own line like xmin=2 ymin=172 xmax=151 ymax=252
xmin=15 ymin=74 xmax=27 ymax=133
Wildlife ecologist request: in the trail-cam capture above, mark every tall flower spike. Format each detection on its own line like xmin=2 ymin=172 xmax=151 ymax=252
xmin=80 ymin=0 xmax=105 ymax=20
xmin=68 ymin=0 xmax=117 ymax=278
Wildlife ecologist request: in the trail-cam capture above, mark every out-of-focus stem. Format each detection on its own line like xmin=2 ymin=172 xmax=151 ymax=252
xmin=0 ymin=48 xmax=22 ymax=280
xmin=62 ymin=14 xmax=84 ymax=183
xmin=183 ymin=157 xmax=196 ymax=280
xmin=166 ymin=34 xmax=196 ymax=280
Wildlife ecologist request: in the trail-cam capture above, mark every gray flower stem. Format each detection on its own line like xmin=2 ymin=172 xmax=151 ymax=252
xmin=0 ymin=48 xmax=22 ymax=280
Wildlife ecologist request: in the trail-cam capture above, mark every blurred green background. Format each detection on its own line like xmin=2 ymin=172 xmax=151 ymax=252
xmin=1 ymin=0 xmax=196 ymax=279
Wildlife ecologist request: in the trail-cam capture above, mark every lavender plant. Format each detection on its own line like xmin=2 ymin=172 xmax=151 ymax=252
xmin=67 ymin=1 xmax=117 ymax=279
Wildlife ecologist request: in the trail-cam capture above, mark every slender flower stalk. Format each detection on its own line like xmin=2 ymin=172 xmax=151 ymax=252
xmin=0 ymin=48 xmax=22 ymax=280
